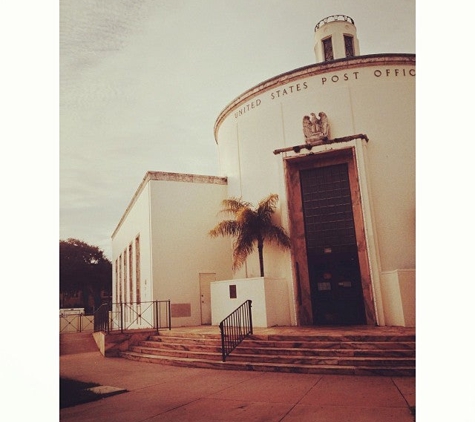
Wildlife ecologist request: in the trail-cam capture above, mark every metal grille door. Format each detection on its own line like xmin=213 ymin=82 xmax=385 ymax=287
xmin=300 ymin=163 xmax=365 ymax=325
xmin=300 ymin=163 xmax=356 ymax=253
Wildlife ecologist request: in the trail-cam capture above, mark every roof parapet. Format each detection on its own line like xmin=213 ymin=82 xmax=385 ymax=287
xmin=315 ymin=15 xmax=354 ymax=31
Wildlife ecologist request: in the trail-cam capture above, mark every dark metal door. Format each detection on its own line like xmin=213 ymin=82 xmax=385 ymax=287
xmin=300 ymin=163 xmax=366 ymax=325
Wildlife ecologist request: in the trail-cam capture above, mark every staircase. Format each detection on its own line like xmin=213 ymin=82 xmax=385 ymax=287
xmin=120 ymin=327 xmax=415 ymax=376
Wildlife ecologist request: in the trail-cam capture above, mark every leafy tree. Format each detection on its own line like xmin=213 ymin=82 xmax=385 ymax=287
xmin=209 ymin=194 xmax=291 ymax=277
xmin=60 ymin=238 xmax=111 ymax=313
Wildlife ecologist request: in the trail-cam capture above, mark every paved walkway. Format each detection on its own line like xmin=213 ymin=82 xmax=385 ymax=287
xmin=60 ymin=346 xmax=415 ymax=421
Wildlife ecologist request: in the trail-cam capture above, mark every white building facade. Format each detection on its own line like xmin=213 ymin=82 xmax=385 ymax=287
xmin=111 ymin=172 xmax=232 ymax=328
xmin=112 ymin=15 xmax=415 ymax=328
xmin=213 ymin=15 xmax=415 ymax=327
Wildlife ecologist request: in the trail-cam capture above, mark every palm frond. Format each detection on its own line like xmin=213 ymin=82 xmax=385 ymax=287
xmin=209 ymin=193 xmax=290 ymax=275
xmin=236 ymin=207 xmax=257 ymax=226
xmin=209 ymin=220 xmax=239 ymax=238
xmin=232 ymin=235 xmax=255 ymax=270
xmin=262 ymin=225 xmax=291 ymax=249
xmin=257 ymin=193 xmax=279 ymax=221
xmin=218 ymin=197 xmax=251 ymax=216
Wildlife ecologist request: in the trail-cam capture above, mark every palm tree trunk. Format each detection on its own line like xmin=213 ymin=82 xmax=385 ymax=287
xmin=257 ymin=238 xmax=264 ymax=277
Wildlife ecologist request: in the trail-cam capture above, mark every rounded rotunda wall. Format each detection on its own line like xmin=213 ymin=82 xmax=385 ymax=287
xmin=214 ymin=54 xmax=415 ymax=272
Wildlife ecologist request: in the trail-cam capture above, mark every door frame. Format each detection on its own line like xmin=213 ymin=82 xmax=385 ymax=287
xmin=199 ymin=272 xmax=215 ymax=325
xmin=284 ymin=147 xmax=376 ymax=326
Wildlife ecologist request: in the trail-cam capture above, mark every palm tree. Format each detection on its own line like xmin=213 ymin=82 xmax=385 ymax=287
xmin=209 ymin=194 xmax=291 ymax=277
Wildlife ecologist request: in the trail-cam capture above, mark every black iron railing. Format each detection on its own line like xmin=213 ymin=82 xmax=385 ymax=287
xmin=93 ymin=300 xmax=171 ymax=333
xmin=60 ymin=312 xmax=94 ymax=333
xmin=219 ymin=300 xmax=253 ymax=362
xmin=93 ymin=303 xmax=110 ymax=332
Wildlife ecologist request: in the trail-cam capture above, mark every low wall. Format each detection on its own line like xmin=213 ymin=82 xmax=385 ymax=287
xmin=380 ymin=269 xmax=415 ymax=327
xmin=92 ymin=330 xmax=157 ymax=357
xmin=211 ymin=277 xmax=291 ymax=327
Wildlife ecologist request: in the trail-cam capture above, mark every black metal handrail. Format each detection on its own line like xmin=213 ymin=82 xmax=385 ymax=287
xmin=93 ymin=300 xmax=171 ymax=333
xmin=219 ymin=300 xmax=253 ymax=362
xmin=93 ymin=302 xmax=110 ymax=332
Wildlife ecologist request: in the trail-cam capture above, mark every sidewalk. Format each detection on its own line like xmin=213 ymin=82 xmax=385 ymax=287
xmin=60 ymin=348 xmax=415 ymax=422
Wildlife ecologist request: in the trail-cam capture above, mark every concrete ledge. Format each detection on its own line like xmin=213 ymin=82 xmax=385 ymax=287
xmin=93 ymin=330 xmax=157 ymax=357
xmin=86 ymin=386 xmax=127 ymax=398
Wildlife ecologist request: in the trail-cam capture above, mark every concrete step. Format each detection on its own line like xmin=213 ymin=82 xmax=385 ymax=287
xmin=150 ymin=335 xmax=415 ymax=351
xmin=122 ymin=329 xmax=415 ymax=377
xmin=148 ymin=336 xmax=222 ymax=345
xmin=241 ymin=339 xmax=415 ymax=350
xmin=138 ymin=340 xmax=414 ymax=358
xmin=129 ymin=344 xmax=414 ymax=365
xmin=155 ymin=330 xmax=415 ymax=343
xmin=129 ymin=345 xmax=222 ymax=361
xmin=140 ymin=339 xmax=222 ymax=352
xmin=154 ymin=331 xmax=222 ymax=340
xmin=234 ymin=346 xmax=415 ymax=358
xmin=120 ymin=351 xmax=415 ymax=377
xmin=226 ymin=352 xmax=415 ymax=367
xmin=254 ymin=334 xmax=416 ymax=342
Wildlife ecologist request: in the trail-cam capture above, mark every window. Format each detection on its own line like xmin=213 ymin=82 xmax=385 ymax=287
xmin=229 ymin=285 xmax=237 ymax=299
xmin=118 ymin=255 xmax=122 ymax=304
xmin=322 ymin=37 xmax=333 ymax=61
xmin=129 ymin=243 xmax=133 ymax=303
xmin=135 ymin=236 xmax=141 ymax=304
xmin=115 ymin=259 xmax=119 ymax=304
xmin=123 ymin=248 xmax=128 ymax=303
xmin=344 ymin=35 xmax=354 ymax=57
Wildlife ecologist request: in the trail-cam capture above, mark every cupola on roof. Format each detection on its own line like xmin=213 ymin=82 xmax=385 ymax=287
xmin=314 ymin=14 xmax=360 ymax=63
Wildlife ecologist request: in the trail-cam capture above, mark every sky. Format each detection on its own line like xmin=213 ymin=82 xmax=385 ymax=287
xmin=59 ymin=0 xmax=416 ymax=259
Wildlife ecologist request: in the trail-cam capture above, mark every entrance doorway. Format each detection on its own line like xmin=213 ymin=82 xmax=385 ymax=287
xmin=284 ymin=148 xmax=375 ymax=326
xmin=300 ymin=163 xmax=366 ymax=325
xmin=199 ymin=273 xmax=215 ymax=325
xmin=308 ymin=246 xmax=365 ymax=325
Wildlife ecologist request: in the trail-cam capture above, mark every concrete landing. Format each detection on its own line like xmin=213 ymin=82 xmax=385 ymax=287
xmin=60 ymin=332 xmax=98 ymax=355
